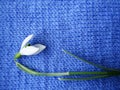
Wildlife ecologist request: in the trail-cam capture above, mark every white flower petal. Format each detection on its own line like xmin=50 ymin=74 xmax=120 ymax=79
xmin=20 ymin=34 xmax=34 ymax=50
xmin=20 ymin=46 xmax=39 ymax=55
xmin=32 ymin=44 xmax=46 ymax=55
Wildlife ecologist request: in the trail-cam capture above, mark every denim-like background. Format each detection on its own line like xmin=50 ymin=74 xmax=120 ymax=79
xmin=0 ymin=0 xmax=120 ymax=90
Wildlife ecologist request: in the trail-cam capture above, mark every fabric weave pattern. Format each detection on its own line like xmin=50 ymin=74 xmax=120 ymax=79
xmin=0 ymin=0 xmax=120 ymax=90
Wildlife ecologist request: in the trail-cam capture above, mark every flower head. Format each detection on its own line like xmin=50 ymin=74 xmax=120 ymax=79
xmin=14 ymin=34 xmax=46 ymax=59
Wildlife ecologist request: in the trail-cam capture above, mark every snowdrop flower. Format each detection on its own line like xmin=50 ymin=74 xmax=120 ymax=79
xmin=14 ymin=34 xmax=46 ymax=59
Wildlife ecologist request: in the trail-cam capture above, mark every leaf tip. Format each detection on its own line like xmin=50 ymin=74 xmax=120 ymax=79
xmin=58 ymin=78 xmax=62 ymax=80
xmin=62 ymin=49 xmax=67 ymax=53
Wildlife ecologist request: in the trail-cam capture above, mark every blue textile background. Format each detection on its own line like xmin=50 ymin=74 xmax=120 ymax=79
xmin=0 ymin=0 xmax=120 ymax=90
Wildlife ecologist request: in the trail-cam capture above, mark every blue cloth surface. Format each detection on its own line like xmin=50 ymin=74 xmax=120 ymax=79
xmin=0 ymin=0 xmax=120 ymax=90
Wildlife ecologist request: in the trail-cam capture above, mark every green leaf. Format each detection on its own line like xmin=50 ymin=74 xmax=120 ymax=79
xmin=58 ymin=75 xmax=110 ymax=81
xmin=69 ymin=71 xmax=120 ymax=75
xmin=63 ymin=49 xmax=120 ymax=72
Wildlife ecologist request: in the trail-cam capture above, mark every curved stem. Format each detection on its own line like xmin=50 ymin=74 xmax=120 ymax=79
xmin=16 ymin=62 xmax=120 ymax=76
xmin=16 ymin=62 xmax=69 ymax=76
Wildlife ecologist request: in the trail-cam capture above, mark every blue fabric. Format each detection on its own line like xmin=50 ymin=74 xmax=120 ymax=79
xmin=0 ymin=0 xmax=120 ymax=90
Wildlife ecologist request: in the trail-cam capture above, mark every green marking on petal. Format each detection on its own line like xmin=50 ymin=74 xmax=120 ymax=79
xmin=24 ymin=43 xmax=31 ymax=48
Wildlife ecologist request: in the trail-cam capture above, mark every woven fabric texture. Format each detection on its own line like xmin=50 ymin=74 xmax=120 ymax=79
xmin=0 ymin=0 xmax=120 ymax=90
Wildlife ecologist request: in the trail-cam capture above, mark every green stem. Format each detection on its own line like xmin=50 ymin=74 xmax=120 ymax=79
xmin=69 ymin=71 xmax=120 ymax=75
xmin=14 ymin=49 xmax=120 ymax=79
xmin=14 ymin=53 xmax=21 ymax=60
xmin=16 ymin=62 xmax=120 ymax=76
xmin=59 ymin=75 xmax=110 ymax=81
xmin=62 ymin=49 xmax=120 ymax=72
xmin=16 ymin=62 xmax=69 ymax=76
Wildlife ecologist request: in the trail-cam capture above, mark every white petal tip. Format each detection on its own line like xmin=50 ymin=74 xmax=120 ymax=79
xmin=42 ymin=45 xmax=46 ymax=49
xmin=33 ymin=44 xmax=46 ymax=55
xmin=20 ymin=34 xmax=34 ymax=49
xmin=27 ymin=34 xmax=34 ymax=40
xmin=29 ymin=34 xmax=34 ymax=38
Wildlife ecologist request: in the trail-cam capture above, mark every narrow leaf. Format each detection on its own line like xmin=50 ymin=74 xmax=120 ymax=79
xmin=58 ymin=75 xmax=110 ymax=81
xmin=63 ymin=49 xmax=119 ymax=71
